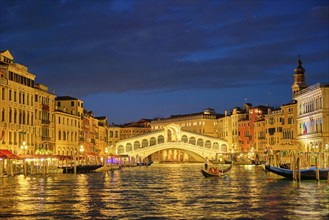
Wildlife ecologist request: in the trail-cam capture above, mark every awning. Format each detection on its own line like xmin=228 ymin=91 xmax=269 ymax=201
xmin=20 ymin=154 xmax=56 ymax=159
xmin=85 ymin=152 xmax=99 ymax=157
xmin=0 ymin=150 xmax=21 ymax=159
xmin=57 ymin=155 xmax=73 ymax=160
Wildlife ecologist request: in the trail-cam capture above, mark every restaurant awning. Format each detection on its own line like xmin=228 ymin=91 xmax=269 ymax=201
xmin=0 ymin=150 xmax=21 ymax=159
xmin=85 ymin=152 xmax=99 ymax=156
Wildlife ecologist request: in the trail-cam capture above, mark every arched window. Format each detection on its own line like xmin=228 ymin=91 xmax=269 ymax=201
xmin=150 ymin=137 xmax=156 ymax=146
xmin=134 ymin=141 xmax=140 ymax=150
xmin=142 ymin=139 xmax=148 ymax=148
xmin=205 ymin=140 xmax=211 ymax=148
xmin=117 ymin=145 xmax=124 ymax=154
xmin=158 ymin=135 xmax=164 ymax=144
xmin=197 ymin=138 xmax=203 ymax=147
xmin=221 ymin=144 xmax=228 ymax=153
xmin=181 ymin=135 xmax=188 ymax=143
xmin=189 ymin=137 xmax=196 ymax=145
xmin=126 ymin=143 xmax=133 ymax=152
xmin=213 ymin=142 xmax=219 ymax=150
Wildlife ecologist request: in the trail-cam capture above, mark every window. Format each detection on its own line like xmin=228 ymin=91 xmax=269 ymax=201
xmin=9 ymin=109 xmax=12 ymax=123
xmin=1 ymin=88 xmax=5 ymax=100
xmin=268 ymin=128 xmax=275 ymax=135
xmin=71 ymin=101 xmax=74 ymax=106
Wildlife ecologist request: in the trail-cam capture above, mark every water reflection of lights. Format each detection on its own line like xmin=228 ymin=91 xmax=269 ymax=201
xmin=1 ymin=165 xmax=328 ymax=219
xmin=101 ymin=171 xmax=126 ymax=217
xmin=16 ymin=175 xmax=44 ymax=214
xmin=72 ymin=175 xmax=91 ymax=216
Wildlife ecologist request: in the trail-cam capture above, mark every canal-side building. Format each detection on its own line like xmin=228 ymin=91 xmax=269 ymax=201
xmin=120 ymin=119 xmax=151 ymax=140
xmin=264 ymin=101 xmax=298 ymax=153
xmin=55 ymin=96 xmax=84 ymax=117
xmin=289 ymin=57 xmax=329 ymax=153
xmin=94 ymin=116 xmax=109 ymax=158
xmin=81 ymin=110 xmax=99 ymax=157
xmin=254 ymin=118 xmax=266 ymax=154
xmin=230 ymin=106 xmax=249 ymax=152
xmin=108 ymin=125 xmax=121 ymax=154
xmin=238 ymin=105 xmax=270 ymax=152
xmin=0 ymin=50 xmax=55 ymax=156
xmin=54 ymin=109 xmax=80 ymax=156
xmin=216 ymin=111 xmax=231 ymax=148
xmin=55 ymin=96 xmax=83 ymax=156
xmin=151 ymin=108 xmax=221 ymax=137
xmin=34 ymin=84 xmax=56 ymax=155
xmin=294 ymin=82 xmax=329 ymax=152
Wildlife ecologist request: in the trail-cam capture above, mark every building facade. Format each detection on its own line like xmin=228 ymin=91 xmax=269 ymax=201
xmin=54 ymin=110 xmax=80 ymax=156
xmin=0 ymin=50 xmax=55 ymax=156
xmin=151 ymin=108 xmax=221 ymax=137
xmin=295 ymin=83 xmax=329 ymax=152
xmin=1 ymin=50 xmax=328 ymax=162
xmin=265 ymin=101 xmax=298 ymax=152
xmin=238 ymin=105 xmax=270 ymax=152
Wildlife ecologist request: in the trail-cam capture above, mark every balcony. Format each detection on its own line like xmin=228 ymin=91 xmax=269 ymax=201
xmin=42 ymin=104 xmax=50 ymax=112
xmin=42 ymin=136 xmax=51 ymax=141
xmin=42 ymin=120 xmax=50 ymax=125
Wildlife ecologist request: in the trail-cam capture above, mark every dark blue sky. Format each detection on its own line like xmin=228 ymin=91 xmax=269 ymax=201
xmin=1 ymin=0 xmax=328 ymax=124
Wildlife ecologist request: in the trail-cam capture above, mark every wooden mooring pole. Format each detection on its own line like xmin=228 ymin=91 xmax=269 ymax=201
xmin=292 ymin=153 xmax=296 ymax=181
xmin=297 ymin=156 xmax=301 ymax=182
xmin=315 ymin=157 xmax=320 ymax=181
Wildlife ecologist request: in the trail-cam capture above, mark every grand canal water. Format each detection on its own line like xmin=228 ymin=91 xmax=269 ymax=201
xmin=0 ymin=164 xmax=328 ymax=219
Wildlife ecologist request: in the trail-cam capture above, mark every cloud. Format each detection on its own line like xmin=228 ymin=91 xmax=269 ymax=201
xmin=1 ymin=0 xmax=328 ymax=99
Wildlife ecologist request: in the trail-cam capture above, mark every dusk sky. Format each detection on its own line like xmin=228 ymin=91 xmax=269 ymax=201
xmin=1 ymin=0 xmax=328 ymax=124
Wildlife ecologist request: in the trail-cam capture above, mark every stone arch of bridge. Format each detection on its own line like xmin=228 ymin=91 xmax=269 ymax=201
xmin=128 ymin=143 xmax=215 ymax=162
xmin=115 ymin=123 xmax=228 ymax=161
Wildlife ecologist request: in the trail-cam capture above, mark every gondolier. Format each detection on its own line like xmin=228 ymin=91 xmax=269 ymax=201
xmin=205 ymin=157 xmax=209 ymax=170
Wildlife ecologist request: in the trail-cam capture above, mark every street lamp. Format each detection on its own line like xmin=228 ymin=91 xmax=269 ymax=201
xmin=80 ymin=145 xmax=84 ymax=153
xmin=21 ymin=141 xmax=28 ymax=155
xmin=20 ymin=141 xmax=28 ymax=176
xmin=80 ymin=145 xmax=84 ymax=165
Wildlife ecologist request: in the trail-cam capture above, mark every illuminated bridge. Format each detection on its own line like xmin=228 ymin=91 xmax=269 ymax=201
xmin=116 ymin=124 xmax=228 ymax=163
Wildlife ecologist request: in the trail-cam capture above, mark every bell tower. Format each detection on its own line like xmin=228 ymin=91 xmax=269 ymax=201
xmin=291 ymin=55 xmax=307 ymax=99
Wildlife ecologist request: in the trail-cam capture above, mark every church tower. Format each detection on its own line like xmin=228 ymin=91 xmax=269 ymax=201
xmin=291 ymin=56 xmax=307 ymax=98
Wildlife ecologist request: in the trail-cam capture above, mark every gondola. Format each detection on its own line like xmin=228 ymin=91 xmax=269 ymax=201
xmin=265 ymin=165 xmax=329 ymax=180
xmin=201 ymin=164 xmax=233 ymax=178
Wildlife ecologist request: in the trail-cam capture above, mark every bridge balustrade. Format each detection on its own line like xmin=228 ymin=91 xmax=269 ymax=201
xmin=115 ymin=124 xmax=228 ymax=160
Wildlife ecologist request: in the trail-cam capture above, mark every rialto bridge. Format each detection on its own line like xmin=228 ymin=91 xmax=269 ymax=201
xmin=115 ymin=124 xmax=228 ymax=163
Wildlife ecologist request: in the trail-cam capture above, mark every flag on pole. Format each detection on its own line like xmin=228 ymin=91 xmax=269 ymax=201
xmin=303 ymin=123 xmax=307 ymax=135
